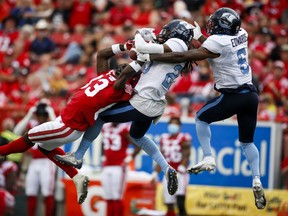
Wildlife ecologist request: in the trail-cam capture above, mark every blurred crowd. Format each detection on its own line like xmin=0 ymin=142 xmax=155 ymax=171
xmin=0 ymin=0 xmax=288 ymax=185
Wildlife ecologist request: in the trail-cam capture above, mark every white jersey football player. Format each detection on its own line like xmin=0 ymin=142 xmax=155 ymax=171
xmin=55 ymin=20 xmax=195 ymax=196
xmin=137 ymin=7 xmax=266 ymax=210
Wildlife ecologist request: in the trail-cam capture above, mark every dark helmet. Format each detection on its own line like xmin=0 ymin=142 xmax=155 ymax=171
xmin=157 ymin=19 xmax=194 ymax=46
xmin=206 ymin=7 xmax=241 ymax=36
xmin=35 ymin=103 xmax=48 ymax=117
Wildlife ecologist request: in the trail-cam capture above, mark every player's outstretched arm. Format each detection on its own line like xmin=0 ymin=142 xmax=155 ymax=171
xmin=134 ymin=29 xmax=172 ymax=54
xmin=138 ymin=47 xmax=219 ymax=63
xmin=97 ymin=41 xmax=134 ymax=74
xmin=114 ymin=61 xmax=143 ymax=90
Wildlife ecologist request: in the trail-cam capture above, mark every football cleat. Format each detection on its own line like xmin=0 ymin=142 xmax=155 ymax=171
xmin=187 ymin=156 xmax=216 ymax=175
xmin=54 ymin=152 xmax=83 ymax=169
xmin=253 ymin=180 xmax=266 ymax=209
xmin=73 ymin=174 xmax=90 ymax=204
xmin=165 ymin=167 xmax=178 ymax=195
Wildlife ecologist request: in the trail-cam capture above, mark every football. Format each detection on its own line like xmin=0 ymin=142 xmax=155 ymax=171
xmin=129 ymin=48 xmax=137 ymax=60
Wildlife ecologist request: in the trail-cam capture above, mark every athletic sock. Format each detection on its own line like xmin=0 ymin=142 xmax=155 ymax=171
xmin=106 ymin=200 xmax=114 ymax=216
xmin=166 ymin=209 xmax=176 ymax=216
xmin=44 ymin=196 xmax=54 ymax=216
xmin=0 ymin=135 xmax=34 ymax=155
xmin=75 ymin=119 xmax=104 ymax=160
xmin=38 ymin=146 xmax=78 ymax=178
xmin=114 ymin=200 xmax=124 ymax=216
xmin=241 ymin=142 xmax=260 ymax=179
xmin=195 ymin=118 xmax=212 ymax=157
xmin=27 ymin=196 xmax=37 ymax=216
xmin=130 ymin=136 xmax=169 ymax=173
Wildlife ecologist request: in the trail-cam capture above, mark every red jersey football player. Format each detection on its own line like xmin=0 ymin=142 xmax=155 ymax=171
xmin=0 ymin=40 xmax=139 ymax=204
xmin=152 ymin=116 xmax=191 ymax=216
xmin=101 ymin=123 xmax=140 ymax=216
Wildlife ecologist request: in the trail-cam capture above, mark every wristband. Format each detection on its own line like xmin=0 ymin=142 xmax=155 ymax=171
xmin=129 ymin=61 xmax=142 ymax=72
xmin=111 ymin=44 xmax=122 ymax=54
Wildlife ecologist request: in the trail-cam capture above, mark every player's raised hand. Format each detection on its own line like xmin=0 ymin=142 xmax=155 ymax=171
xmin=191 ymin=21 xmax=202 ymax=40
xmin=137 ymin=28 xmax=156 ymax=42
xmin=137 ymin=52 xmax=150 ymax=62
xmin=124 ymin=40 xmax=135 ymax=51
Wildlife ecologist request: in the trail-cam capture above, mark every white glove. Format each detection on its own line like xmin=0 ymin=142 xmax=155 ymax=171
xmin=138 ymin=28 xmax=156 ymax=42
xmin=137 ymin=53 xmax=150 ymax=62
xmin=123 ymin=155 xmax=133 ymax=164
xmin=177 ymin=165 xmax=187 ymax=174
xmin=192 ymin=21 xmax=202 ymax=40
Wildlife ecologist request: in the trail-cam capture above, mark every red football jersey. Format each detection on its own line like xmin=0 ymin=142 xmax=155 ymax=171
xmin=160 ymin=132 xmax=191 ymax=170
xmin=102 ymin=123 xmax=131 ymax=166
xmin=61 ymin=70 xmax=134 ymax=131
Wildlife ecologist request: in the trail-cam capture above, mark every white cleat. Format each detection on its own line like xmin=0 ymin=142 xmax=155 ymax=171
xmin=253 ymin=179 xmax=266 ymax=209
xmin=73 ymin=174 xmax=90 ymax=204
xmin=54 ymin=152 xmax=83 ymax=169
xmin=187 ymin=156 xmax=216 ymax=174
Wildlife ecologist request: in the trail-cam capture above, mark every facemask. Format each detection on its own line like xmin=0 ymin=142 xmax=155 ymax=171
xmin=168 ymin=123 xmax=180 ymax=135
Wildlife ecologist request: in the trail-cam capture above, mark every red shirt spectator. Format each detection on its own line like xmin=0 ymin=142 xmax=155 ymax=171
xmin=106 ymin=1 xmax=133 ymax=27
xmin=263 ymin=0 xmax=288 ymax=21
xmin=69 ymin=0 xmax=93 ymax=30
xmin=262 ymin=61 xmax=288 ymax=105
xmin=0 ymin=1 xmax=11 ymax=22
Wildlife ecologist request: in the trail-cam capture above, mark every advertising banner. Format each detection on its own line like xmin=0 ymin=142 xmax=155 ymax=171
xmin=155 ymin=185 xmax=288 ymax=216
xmin=136 ymin=118 xmax=282 ymax=189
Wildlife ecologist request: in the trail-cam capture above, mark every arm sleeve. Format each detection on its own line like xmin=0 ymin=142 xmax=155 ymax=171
xmin=164 ymin=38 xmax=188 ymax=52
xmin=135 ymin=34 xmax=164 ymax=54
xmin=201 ymin=36 xmax=223 ymax=54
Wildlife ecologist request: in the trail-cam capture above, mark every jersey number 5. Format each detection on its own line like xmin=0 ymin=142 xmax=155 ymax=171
xmin=237 ymin=48 xmax=250 ymax=75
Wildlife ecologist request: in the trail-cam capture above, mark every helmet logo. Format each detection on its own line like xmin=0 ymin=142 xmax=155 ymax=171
xmin=219 ymin=12 xmax=236 ymax=29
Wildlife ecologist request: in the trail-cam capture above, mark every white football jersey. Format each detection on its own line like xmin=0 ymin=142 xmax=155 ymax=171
xmin=130 ymin=38 xmax=188 ymax=117
xmin=202 ymin=28 xmax=253 ymax=90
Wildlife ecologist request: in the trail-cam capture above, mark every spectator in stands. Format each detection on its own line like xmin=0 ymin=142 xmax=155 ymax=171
xmin=10 ymin=0 xmax=36 ymax=26
xmin=263 ymin=0 xmax=288 ymax=23
xmin=13 ymin=100 xmax=57 ymax=216
xmin=0 ymin=48 xmax=18 ymax=104
xmin=262 ymin=60 xmax=288 ymax=106
xmin=270 ymin=28 xmax=288 ymax=61
xmin=250 ymin=27 xmax=276 ymax=68
xmin=0 ymin=16 xmax=19 ymax=55
xmin=104 ymin=0 xmax=133 ymax=34
xmin=29 ymin=19 xmax=56 ymax=62
xmin=0 ymin=0 xmax=11 ymax=22
xmin=68 ymin=0 xmax=95 ymax=30
xmin=258 ymin=93 xmax=278 ymax=121
xmin=50 ymin=0 xmax=72 ymax=27
xmin=132 ymin=0 xmax=160 ymax=29
xmin=35 ymin=53 xmax=64 ymax=96
xmin=25 ymin=73 xmax=46 ymax=105
xmin=280 ymin=44 xmax=288 ymax=73
xmin=152 ymin=116 xmax=191 ymax=216
xmin=101 ymin=122 xmax=140 ymax=216
xmin=35 ymin=0 xmax=54 ymax=20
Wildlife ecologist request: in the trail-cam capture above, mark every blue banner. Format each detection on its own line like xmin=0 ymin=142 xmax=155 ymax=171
xmin=135 ymin=119 xmax=279 ymax=189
